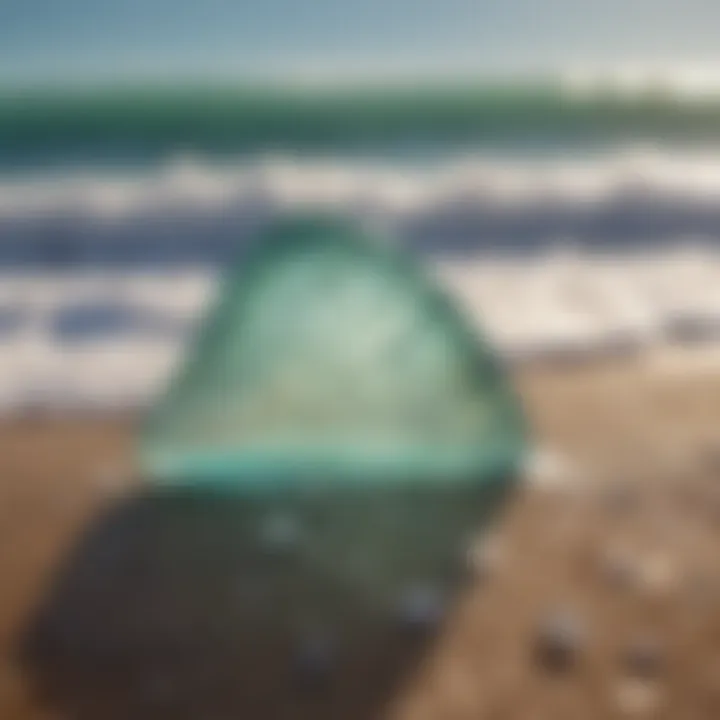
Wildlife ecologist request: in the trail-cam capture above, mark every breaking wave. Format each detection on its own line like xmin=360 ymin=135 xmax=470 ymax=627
xmin=2 ymin=149 xmax=720 ymax=412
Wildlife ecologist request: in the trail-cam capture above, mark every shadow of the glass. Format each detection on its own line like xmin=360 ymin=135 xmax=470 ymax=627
xmin=18 ymin=478 xmax=515 ymax=720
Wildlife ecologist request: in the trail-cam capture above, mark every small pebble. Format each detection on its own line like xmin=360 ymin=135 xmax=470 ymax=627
xmin=534 ymin=608 xmax=586 ymax=672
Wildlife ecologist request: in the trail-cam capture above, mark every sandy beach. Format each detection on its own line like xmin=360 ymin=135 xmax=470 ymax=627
xmin=6 ymin=3 xmax=720 ymax=718
xmin=0 ymin=351 xmax=719 ymax=719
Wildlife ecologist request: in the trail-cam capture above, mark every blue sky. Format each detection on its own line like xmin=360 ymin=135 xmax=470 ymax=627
xmin=2 ymin=0 xmax=720 ymax=84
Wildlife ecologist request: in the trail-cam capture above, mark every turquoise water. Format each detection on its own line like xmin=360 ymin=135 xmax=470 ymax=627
xmin=3 ymin=82 xmax=720 ymax=168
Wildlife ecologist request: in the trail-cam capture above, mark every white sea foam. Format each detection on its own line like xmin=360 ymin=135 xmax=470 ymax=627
xmin=7 ymin=148 xmax=720 ymax=220
xmin=0 ymin=248 xmax=718 ymax=414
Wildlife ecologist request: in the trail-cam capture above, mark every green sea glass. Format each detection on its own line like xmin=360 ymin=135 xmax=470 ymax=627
xmin=139 ymin=214 xmax=526 ymax=487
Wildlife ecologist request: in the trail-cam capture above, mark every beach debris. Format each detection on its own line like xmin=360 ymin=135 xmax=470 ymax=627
xmin=533 ymin=607 xmax=586 ymax=672
xmin=614 ymin=679 xmax=663 ymax=716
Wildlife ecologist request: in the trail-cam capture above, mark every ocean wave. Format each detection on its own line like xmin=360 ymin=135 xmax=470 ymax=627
xmin=6 ymin=82 xmax=720 ymax=166
xmin=1 ymin=152 xmax=720 ymax=412
xmin=4 ymin=150 xmax=720 ymax=263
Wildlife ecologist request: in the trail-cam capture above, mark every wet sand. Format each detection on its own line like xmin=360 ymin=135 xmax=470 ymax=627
xmin=1 ymin=353 xmax=720 ymax=719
